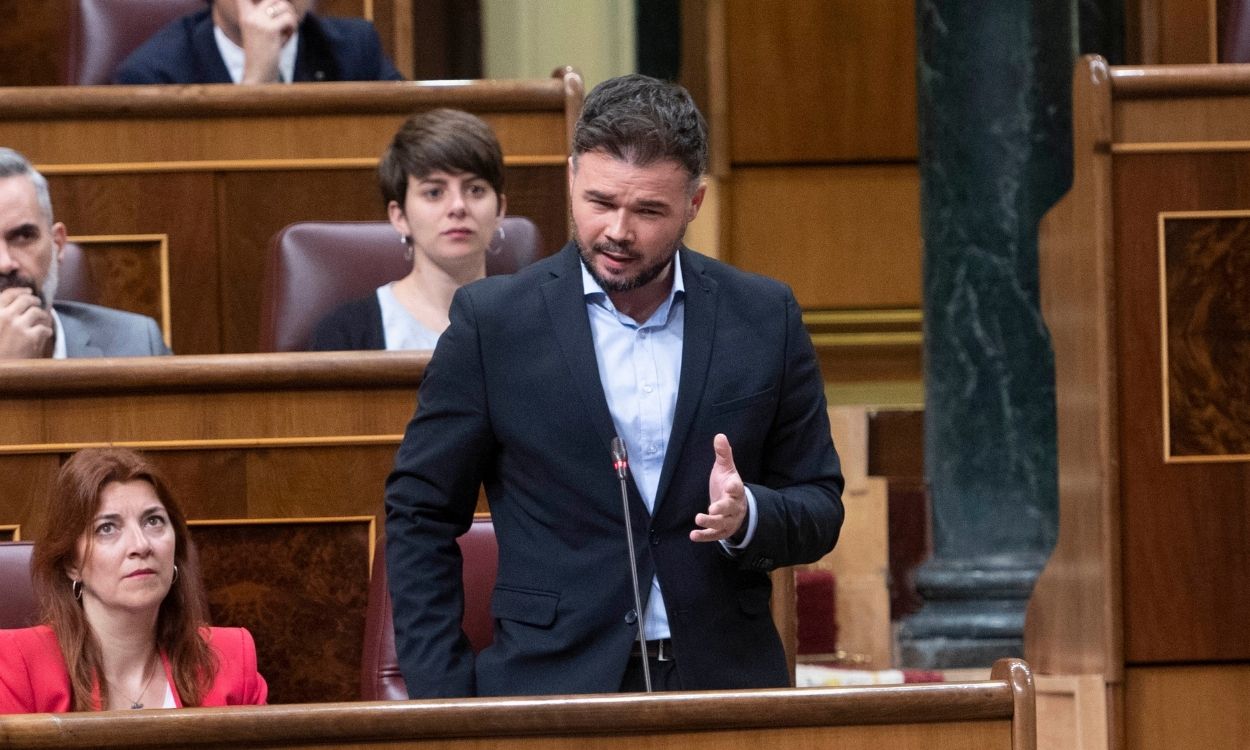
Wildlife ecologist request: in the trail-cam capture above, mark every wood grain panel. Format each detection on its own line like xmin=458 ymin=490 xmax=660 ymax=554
xmin=1135 ymin=0 xmax=1218 ymax=63
xmin=48 ymin=172 xmax=221 ymax=353
xmin=728 ymin=165 xmax=921 ymax=309
xmin=724 ymin=0 xmax=917 ymax=163
xmin=1112 ymin=152 xmax=1250 ymax=663
xmin=1124 ymin=665 xmax=1250 ymax=749
xmin=242 ymin=447 xmax=397 ymax=520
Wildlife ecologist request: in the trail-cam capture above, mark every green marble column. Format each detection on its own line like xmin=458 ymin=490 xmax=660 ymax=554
xmin=899 ymin=0 xmax=1076 ymax=668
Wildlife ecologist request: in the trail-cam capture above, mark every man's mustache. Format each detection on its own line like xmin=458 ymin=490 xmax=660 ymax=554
xmin=0 ymin=272 xmax=46 ymax=306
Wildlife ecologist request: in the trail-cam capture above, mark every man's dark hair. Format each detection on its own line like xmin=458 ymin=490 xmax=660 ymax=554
xmin=572 ymin=74 xmax=707 ymax=181
xmin=378 ymin=108 xmax=505 ymax=208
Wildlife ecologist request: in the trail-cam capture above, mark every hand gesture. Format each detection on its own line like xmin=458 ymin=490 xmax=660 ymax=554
xmin=0 ymin=287 xmax=53 ymax=358
xmin=237 ymin=0 xmax=298 ymax=84
xmin=692 ymin=433 xmax=748 ymax=543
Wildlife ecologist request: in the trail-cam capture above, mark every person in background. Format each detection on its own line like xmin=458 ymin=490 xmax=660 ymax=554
xmin=309 ymin=108 xmax=507 ymax=351
xmin=0 ymin=447 xmax=268 ymax=713
xmin=113 ymin=0 xmax=403 ymax=84
xmin=0 ymin=148 xmax=169 ymax=359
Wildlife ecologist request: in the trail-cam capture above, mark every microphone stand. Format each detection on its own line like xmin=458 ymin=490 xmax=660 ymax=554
xmin=612 ymin=437 xmax=652 ymax=692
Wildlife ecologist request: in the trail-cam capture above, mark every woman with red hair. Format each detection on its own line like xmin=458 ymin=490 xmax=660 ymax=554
xmin=0 ymin=447 xmax=267 ymax=712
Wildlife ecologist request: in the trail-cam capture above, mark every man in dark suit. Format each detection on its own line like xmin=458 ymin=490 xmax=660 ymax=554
xmin=113 ymin=0 xmax=402 ymax=84
xmin=0 ymin=149 xmax=169 ymax=359
xmin=385 ymin=75 xmax=844 ymax=698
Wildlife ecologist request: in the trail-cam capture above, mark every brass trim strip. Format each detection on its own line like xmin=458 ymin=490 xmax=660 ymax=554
xmin=0 ymin=434 xmax=404 ymax=456
xmin=1166 ymin=453 xmax=1250 ymax=464
xmin=68 ymin=233 xmax=173 ymax=348
xmin=38 ymin=155 xmax=564 ymax=176
xmin=1111 ymin=141 xmax=1250 ymax=154
xmin=803 ymin=308 xmax=923 ymax=326
xmin=810 ymin=332 xmax=924 ymax=347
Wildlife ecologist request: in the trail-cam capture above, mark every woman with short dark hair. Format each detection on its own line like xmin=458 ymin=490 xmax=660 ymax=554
xmin=309 ymin=108 xmax=508 ymax=351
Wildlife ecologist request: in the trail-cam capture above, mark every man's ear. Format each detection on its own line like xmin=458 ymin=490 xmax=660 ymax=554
xmin=685 ymin=181 xmax=707 ymax=223
xmin=52 ymin=222 xmax=67 ymax=262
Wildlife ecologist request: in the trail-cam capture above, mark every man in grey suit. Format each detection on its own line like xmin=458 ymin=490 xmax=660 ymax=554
xmin=0 ymin=149 xmax=170 ymax=359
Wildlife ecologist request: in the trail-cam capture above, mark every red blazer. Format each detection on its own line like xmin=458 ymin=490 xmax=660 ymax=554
xmin=0 ymin=625 xmax=267 ymax=713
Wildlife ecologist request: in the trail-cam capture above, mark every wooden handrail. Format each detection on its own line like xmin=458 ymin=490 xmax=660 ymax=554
xmin=0 ymin=78 xmax=573 ymax=121
xmin=0 ymin=660 xmax=1033 ymax=749
xmin=0 ymin=351 xmax=429 ymax=396
xmin=1111 ymin=61 xmax=1250 ymax=97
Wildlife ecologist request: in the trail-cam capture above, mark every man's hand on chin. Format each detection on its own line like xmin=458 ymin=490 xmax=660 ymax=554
xmin=0 ymin=287 xmax=53 ymax=358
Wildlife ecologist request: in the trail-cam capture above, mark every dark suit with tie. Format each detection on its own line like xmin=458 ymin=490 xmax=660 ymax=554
xmin=112 ymin=9 xmax=403 ymax=84
xmin=385 ymin=243 xmax=843 ymax=697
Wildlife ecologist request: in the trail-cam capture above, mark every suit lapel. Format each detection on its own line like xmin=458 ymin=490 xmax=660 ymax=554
xmin=190 ymin=14 xmax=233 ymax=83
xmin=655 ymin=249 xmax=717 ymax=505
xmin=55 ymin=306 xmax=101 ymax=358
xmin=541 ymin=244 xmax=620 ymax=450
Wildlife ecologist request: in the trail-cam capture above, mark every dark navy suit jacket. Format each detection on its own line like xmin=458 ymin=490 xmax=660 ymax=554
xmin=113 ymin=9 xmax=403 ymax=84
xmin=385 ymin=244 xmax=845 ymax=697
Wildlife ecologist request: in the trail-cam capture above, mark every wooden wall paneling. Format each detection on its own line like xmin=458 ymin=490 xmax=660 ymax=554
xmin=723 ymin=0 xmax=917 ymax=163
xmin=1129 ymin=0 xmax=1219 ymax=62
xmin=189 ymin=517 xmax=374 ymax=704
xmin=0 ymin=0 xmax=69 ymax=87
xmin=48 ymin=172 xmax=222 ymax=354
xmin=0 ymin=455 xmax=58 ymax=531
xmin=1124 ymin=665 xmax=1250 ymax=749
xmin=154 ymin=450 xmax=251 ymax=521
xmin=728 ymin=165 xmax=922 ymax=309
xmin=1112 ymin=152 xmax=1250 ymax=664
xmin=65 ymin=235 xmax=169 ymax=342
xmin=241 ymin=446 xmax=398 ymax=522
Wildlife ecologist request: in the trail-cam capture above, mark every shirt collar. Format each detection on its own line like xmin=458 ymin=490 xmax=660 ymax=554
xmin=580 ymin=251 xmax=685 ymax=326
xmin=49 ymin=306 xmax=67 ymax=359
xmin=213 ymin=25 xmax=300 ymax=83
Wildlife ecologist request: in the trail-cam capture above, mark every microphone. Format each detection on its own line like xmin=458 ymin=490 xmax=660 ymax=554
xmin=611 ymin=437 xmax=652 ymax=692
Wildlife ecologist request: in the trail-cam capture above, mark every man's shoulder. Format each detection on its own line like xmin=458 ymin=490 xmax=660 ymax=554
xmin=54 ymin=300 xmax=155 ymax=327
xmin=112 ymin=9 xmax=210 ymax=83
xmin=304 ymin=12 xmax=380 ymax=41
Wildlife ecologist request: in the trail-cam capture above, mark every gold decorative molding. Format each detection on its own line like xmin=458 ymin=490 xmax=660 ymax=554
xmin=67 ymin=233 xmax=172 ymax=348
xmin=0 ymin=434 xmax=404 ymax=456
xmin=804 ymin=308 xmax=923 ymax=349
xmin=0 ymin=524 xmax=20 ymax=541
xmin=1112 ymin=141 xmax=1250 ymax=154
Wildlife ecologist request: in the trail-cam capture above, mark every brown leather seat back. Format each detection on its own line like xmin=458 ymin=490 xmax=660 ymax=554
xmin=0 ymin=542 xmax=39 ymax=629
xmin=259 ymin=217 xmax=542 ymax=352
xmin=360 ymin=518 xmax=499 ymax=701
xmin=66 ymin=0 xmax=203 ymax=85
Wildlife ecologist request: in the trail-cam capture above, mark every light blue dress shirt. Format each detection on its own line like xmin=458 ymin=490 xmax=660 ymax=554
xmin=581 ymin=255 xmax=756 ymax=641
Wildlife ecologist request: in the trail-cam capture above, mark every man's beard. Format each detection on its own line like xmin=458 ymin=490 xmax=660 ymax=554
xmin=576 ymin=236 xmax=682 ymax=293
xmin=0 ymin=261 xmax=54 ymax=308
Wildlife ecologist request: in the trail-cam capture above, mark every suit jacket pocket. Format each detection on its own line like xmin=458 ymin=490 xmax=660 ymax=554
xmin=492 ymin=585 xmax=559 ymax=627
xmin=710 ymin=386 xmax=776 ymax=415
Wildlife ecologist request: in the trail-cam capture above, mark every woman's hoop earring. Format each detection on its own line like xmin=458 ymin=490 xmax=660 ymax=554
xmin=172 ymin=565 xmax=179 ymax=584
xmin=401 ymin=235 xmax=414 ymax=262
xmin=72 ymin=580 xmax=82 ymax=601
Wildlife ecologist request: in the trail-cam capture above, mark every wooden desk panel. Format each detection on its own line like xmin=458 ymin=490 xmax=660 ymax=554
xmin=0 ymin=659 xmax=1036 ymax=750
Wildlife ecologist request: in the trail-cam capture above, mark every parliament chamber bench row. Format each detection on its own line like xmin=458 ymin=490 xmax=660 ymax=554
xmin=0 ymin=659 xmax=1037 ymax=750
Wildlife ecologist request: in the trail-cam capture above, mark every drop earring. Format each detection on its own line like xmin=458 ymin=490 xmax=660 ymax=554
xmin=401 ymin=235 xmax=413 ymax=262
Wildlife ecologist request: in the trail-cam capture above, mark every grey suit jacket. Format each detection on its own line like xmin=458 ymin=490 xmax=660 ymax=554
xmin=54 ymin=301 xmax=171 ymax=357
